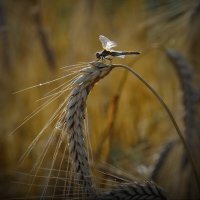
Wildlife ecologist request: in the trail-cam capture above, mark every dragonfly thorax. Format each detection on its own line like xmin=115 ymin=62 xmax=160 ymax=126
xmin=96 ymin=50 xmax=110 ymax=60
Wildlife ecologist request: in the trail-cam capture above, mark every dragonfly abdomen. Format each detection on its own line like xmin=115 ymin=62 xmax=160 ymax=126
xmin=96 ymin=49 xmax=140 ymax=60
xmin=110 ymin=51 xmax=140 ymax=57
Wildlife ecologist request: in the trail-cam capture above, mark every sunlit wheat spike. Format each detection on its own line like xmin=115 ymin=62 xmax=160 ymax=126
xmin=62 ymin=61 xmax=112 ymax=198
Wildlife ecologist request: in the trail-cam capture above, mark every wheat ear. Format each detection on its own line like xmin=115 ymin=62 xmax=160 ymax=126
xmin=97 ymin=181 xmax=167 ymax=200
xmin=166 ymin=49 xmax=199 ymax=145
xmin=64 ymin=61 xmax=112 ymax=197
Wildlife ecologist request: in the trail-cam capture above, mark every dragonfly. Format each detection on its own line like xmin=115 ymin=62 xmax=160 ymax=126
xmin=96 ymin=35 xmax=140 ymax=61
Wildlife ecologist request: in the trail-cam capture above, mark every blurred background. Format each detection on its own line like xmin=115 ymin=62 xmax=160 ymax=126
xmin=0 ymin=0 xmax=200 ymax=199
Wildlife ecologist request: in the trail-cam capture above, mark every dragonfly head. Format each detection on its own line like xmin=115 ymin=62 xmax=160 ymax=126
xmin=96 ymin=51 xmax=101 ymax=59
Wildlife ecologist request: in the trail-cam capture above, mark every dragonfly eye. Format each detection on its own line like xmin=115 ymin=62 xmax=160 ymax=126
xmin=96 ymin=52 xmax=101 ymax=59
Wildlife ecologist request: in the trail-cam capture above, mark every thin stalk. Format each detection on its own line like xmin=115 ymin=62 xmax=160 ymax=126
xmin=113 ymin=64 xmax=200 ymax=190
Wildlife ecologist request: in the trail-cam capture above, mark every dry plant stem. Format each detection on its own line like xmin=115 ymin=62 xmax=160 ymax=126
xmin=64 ymin=61 xmax=113 ymax=198
xmin=151 ymin=140 xmax=177 ymax=180
xmin=0 ymin=1 xmax=11 ymax=70
xmin=31 ymin=0 xmax=56 ymax=70
xmin=113 ymin=64 xmax=200 ymax=190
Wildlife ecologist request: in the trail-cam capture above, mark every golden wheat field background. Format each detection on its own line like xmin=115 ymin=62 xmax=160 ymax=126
xmin=0 ymin=0 xmax=200 ymax=199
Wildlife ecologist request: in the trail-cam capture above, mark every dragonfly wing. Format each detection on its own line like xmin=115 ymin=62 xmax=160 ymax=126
xmin=99 ymin=35 xmax=117 ymax=51
xmin=116 ymin=54 xmax=125 ymax=58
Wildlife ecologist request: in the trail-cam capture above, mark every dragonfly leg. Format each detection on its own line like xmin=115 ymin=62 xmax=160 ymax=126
xmin=105 ymin=57 xmax=112 ymax=65
xmin=100 ymin=57 xmax=107 ymax=63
